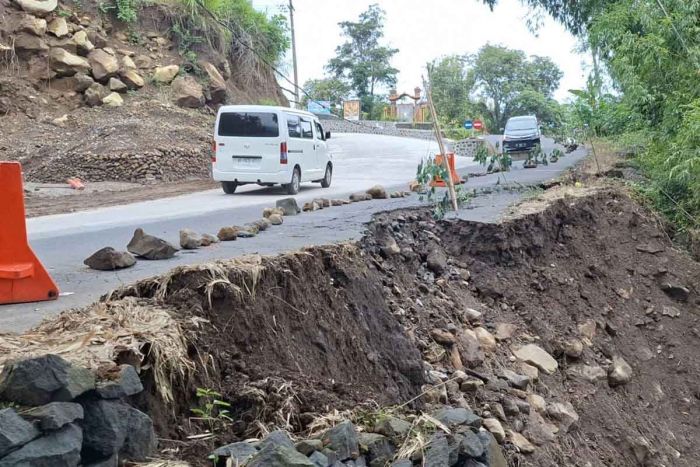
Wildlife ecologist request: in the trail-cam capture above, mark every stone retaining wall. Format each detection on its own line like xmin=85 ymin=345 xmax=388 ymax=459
xmin=323 ymin=119 xmax=438 ymax=140
xmin=452 ymin=138 xmax=486 ymax=158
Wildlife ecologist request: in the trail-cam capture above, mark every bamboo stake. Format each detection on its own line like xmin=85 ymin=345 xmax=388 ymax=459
xmin=423 ymin=69 xmax=459 ymax=212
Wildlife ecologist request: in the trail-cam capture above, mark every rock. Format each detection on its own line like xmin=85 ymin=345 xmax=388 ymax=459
xmin=83 ymin=247 xmax=135 ymax=271
xmin=246 ymin=444 xmax=315 ymax=467
xmin=432 ymin=407 xmax=481 ymax=427
xmin=259 ymin=430 xmax=295 ymax=451
xmin=134 ymin=54 xmax=153 ymax=69
xmin=464 ymin=308 xmax=482 ymax=322
xmin=331 ymin=199 xmax=348 ymax=206
xmin=474 ymin=327 xmax=497 ymax=352
xmin=201 ymin=233 xmax=220 ymax=246
xmin=72 ymin=30 xmax=94 ymax=54
xmin=459 ymin=429 xmax=485 ymax=458
xmin=81 ymin=399 xmax=155 ymax=460
xmin=424 ymin=432 xmax=450 ymax=467
xmin=480 ymin=432 xmax=507 ymax=467
xmin=172 ymin=75 xmax=205 ymax=108
xmin=483 ymin=418 xmax=505 ymax=443
xmin=322 ymin=421 xmax=359 ymax=461
xmin=501 ymin=368 xmax=530 ymax=390
xmin=494 ymin=323 xmax=517 ymax=341
xmin=547 ymin=402 xmax=579 ymax=433
xmin=88 ymin=49 xmax=120 ymax=81
xmin=430 ymin=328 xmax=456 ymax=345
xmin=217 ymin=226 xmax=238 ymax=241
xmin=200 ymin=61 xmax=227 ymax=104
xmin=47 ymin=17 xmax=68 ymax=37
xmin=661 ymin=305 xmax=681 ymax=318
xmin=276 ymin=198 xmax=301 ymax=215
xmin=366 ymin=185 xmax=387 ymax=199
xmin=381 ymin=237 xmax=401 ymax=257
xmin=14 ymin=0 xmax=58 ymax=17
xmin=460 ymin=379 xmax=483 ymax=392
xmin=519 ymin=362 xmax=539 ymax=381
xmin=507 ymin=430 xmax=535 ymax=454
xmin=349 ymin=192 xmax=372 ymax=202
xmin=0 ymin=354 xmax=95 ymax=405
xmin=456 ymin=329 xmax=484 ymax=368
xmin=426 ymin=249 xmax=447 ymax=275
xmin=13 ymin=33 xmax=49 ymax=52
xmin=374 ymin=416 xmax=412 ymax=440
xmin=253 ymin=218 xmax=272 ymax=231
xmin=22 ymin=402 xmax=84 ymax=431
xmin=108 ymin=77 xmax=127 ymax=93
xmin=73 ymin=72 xmax=95 ymax=92
xmin=119 ymin=69 xmax=144 ymax=89
xmin=358 ymin=433 xmax=394 ymax=466
xmin=608 ymin=356 xmax=633 ymax=387
xmin=16 ymin=15 xmax=47 ymax=36
xmin=523 ymin=411 xmax=557 ymax=445
xmin=660 ymin=282 xmax=690 ymax=302
xmin=84 ymin=83 xmax=107 ymax=107
xmin=179 ymin=229 xmax=203 ymax=249
xmin=121 ymin=55 xmax=136 ymax=69
xmin=264 ymin=207 xmax=286 ymax=218
xmin=526 ymin=394 xmax=546 ymax=414
xmin=0 ymin=423 xmax=82 ymax=467
xmin=126 ymin=228 xmax=178 ymax=260
xmin=566 ymin=364 xmax=606 ymax=383
xmin=309 ymin=450 xmax=328 ymax=466
xmin=512 ymin=344 xmax=558 ymax=375
xmin=50 ymin=47 xmax=91 ymax=76
xmin=295 ymin=439 xmax=323 ymax=456
xmin=152 ymin=64 xmax=179 ymax=83
xmin=0 ymin=408 xmax=40 ymax=457
xmin=212 ymin=441 xmax=257 ymax=464
xmin=303 ymin=201 xmax=320 ymax=212
xmin=562 ymin=338 xmax=583 ymax=358
xmin=269 ymin=214 xmax=284 ymax=225
xmin=95 ymin=365 xmax=143 ymax=399
xmin=102 ymin=92 xmax=123 ymax=107
xmin=391 ymin=460 xmax=412 ymax=467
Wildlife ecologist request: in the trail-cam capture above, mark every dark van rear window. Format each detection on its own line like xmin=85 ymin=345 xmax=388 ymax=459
xmin=218 ymin=112 xmax=279 ymax=137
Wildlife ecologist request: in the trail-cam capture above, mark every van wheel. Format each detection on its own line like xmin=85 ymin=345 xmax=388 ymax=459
xmin=320 ymin=164 xmax=332 ymax=188
xmin=285 ymin=167 xmax=300 ymax=195
xmin=221 ymin=181 xmax=237 ymax=194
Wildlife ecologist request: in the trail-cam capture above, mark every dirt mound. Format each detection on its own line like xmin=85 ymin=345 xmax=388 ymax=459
xmin=3 ymin=185 xmax=698 ymax=466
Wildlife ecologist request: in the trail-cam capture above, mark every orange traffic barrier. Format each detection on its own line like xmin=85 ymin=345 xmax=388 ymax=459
xmin=0 ymin=162 xmax=59 ymax=305
xmin=430 ymin=152 xmax=462 ymax=187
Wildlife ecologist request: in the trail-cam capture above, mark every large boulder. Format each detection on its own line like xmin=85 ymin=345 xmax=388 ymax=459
xmin=22 ymin=402 xmax=84 ymax=431
xmin=81 ymin=400 xmax=156 ymax=461
xmin=71 ymin=30 xmax=94 ymax=54
xmin=217 ymin=226 xmax=238 ymax=241
xmin=201 ymin=61 xmax=227 ymax=104
xmin=108 ymin=77 xmax=127 ymax=93
xmin=179 ymin=229 xmax=203 ymax=249
xmin=102 ymin=92 xmax=124 ymax=107
xmin=512 ymin=344 xmax=558 ymax=375
xmin=84 ymin=82 xmax=107 ymax=107
xmin=49 ymin=47 xmax=90 ymax=76
xmin=84 ymin=247 xmax=136 ymax=271
xmin=0 ymin=423 xmax=82 ymax=467
xmin=95 ymin=365 xmax=143 ymax=399
xmin=322 ymin=421 xmax=359 ymax=461
xmin=0 ymin=354 xmax=95 ymax=406
xmin=126 ymin=228 xmax=178 ymax=260
xmin=246 ymin=444 xmax=315 ymax=467
xmin=275 ymin=197 xmax=300 ymax=215
xmin=151 ymin=64 xmax=178 ymax=83
xmin=15 ymin=15 xmax=47 ymax=36
xmin=119 ymin=69 xmax=144 ymax=89
xmin=47 ymin=17 xmax=68 ymax=37
xmin=0 ymin=408 xmax=40 ymax=457
xmin=13 ymin=0 xmax=57 ymax=17
xmin=171 ymin=75 xmax=205 ymax=108
xmin=13 ymin=34 xmax=49 ymax=53
xmin=211 ymin=441 xmax=257 ymax=464
xmin=366 ymin=184 xmax=388 ymax=199
xmin=88 ymin=48 xmax=119 ymax=81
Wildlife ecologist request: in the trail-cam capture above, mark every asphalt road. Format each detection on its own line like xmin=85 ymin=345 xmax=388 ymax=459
xmin=2 ymin=134 xmax=586 ymax=332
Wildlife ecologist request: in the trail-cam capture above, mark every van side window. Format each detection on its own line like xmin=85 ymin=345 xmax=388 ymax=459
xmin=286 ymin=114 xmax=301 ymax=138
xmin=314 ymin=121 xmax=325 ymax=141
xmin=300 ymin=118 xmax=313 ymax=139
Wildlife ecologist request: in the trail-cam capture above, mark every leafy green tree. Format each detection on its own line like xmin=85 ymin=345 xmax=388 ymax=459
xmin=470 ymin=44 xmax=563 ymax=131
xmin=300 ymin=78 xmax=350 ymax=114
xmin=326 ymin=4 xmax=399 ymax=118
xmin=428 ymin=55 xmax=476 ymax=126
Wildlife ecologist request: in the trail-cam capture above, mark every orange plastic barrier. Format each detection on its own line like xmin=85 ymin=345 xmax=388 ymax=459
xmin=430 ymin=152 xmax=462 ymax=187
xmin=0 ymin=162 xmax=59 ymax=304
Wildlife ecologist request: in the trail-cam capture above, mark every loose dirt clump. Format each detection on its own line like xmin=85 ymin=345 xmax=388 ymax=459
xmin=2 ymin=185 xmax=698 ymax=466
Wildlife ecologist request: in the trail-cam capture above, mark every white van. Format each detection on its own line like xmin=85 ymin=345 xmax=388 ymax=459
xmin=212 ymin=105 xmax=333 ymax=194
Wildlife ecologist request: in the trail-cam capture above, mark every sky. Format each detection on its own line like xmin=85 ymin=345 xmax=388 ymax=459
xmin=252 ymin=0 xmax=590 ymax=102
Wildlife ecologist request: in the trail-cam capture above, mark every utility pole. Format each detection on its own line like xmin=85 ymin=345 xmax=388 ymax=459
xmin=288 ymin=0 xmax=300 ymax=108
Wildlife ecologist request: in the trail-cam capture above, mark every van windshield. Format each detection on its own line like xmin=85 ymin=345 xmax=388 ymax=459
xmin=218 ymin=112 xmax=279 ymax=137
xmin=506 ymin=118 xmax=537 ymax=131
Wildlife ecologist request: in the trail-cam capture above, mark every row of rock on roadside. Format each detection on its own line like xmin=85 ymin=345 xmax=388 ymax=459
xmin=210 ymin=408 xmax=507 ymax=467
xmin=8 ymin=0 xmax=228 ymax=109
xmin=0 ymin=354 xmax=155 ymax=466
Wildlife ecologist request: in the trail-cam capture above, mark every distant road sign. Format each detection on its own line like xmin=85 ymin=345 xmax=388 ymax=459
xmin=343 ymin=100 xmax=361 ymax=121
xmin=463 ymin=120 xmax=473 ymax=130
xmin=307 ymin=100 xmax=331 ymax=114
xmin=473 ymin=119 xmax=483 ymax=131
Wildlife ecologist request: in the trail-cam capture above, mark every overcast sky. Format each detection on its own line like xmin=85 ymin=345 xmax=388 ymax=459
xmin=252 ymin=0 xmax=589 ymax=102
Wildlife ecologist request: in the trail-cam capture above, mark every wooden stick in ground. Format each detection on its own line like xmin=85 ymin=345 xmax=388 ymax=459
xmin=423 ymin=71 xmax=459 ymax=212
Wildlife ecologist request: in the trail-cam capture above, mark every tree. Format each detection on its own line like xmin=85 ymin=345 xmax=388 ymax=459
xmin=428 ymin=55 xmax=476 ymax=126
xmin=326 ymin=4 xmax=399 ymax=118
xmin=300 ymin=78 xmax=350 ymax=114
xmin=470 ymin=44 xmax=563 ymax=131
